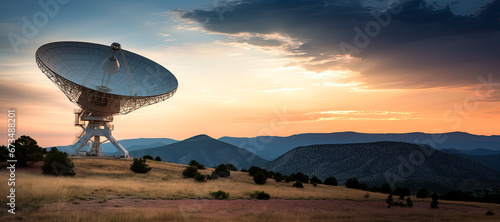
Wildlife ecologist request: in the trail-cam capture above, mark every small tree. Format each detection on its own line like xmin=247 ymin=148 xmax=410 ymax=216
xmin=381 ymin=183 xmax=392 ymax=194
xmin=310 ymin=176 xmax=322 ymax=184
xmin=13 ymin=135 xmax=44 ymax=167
xmin=345 ymin=178 xmax=361 ymax=189
xmin=406 ymin=197 xmax=413 ymax=207
xmin=226 ymin=163 xmax=237 ymax=171
xmin=189 ymin=160 xmax=206 ymax=169
xmin=416 ymin=188 xmax=429 ymax=198
xmin=130 ymin=158 xmax=152 ymax=173
xmin=324 ymin=176 xmax=338 ymax=186
xmin=293 ymin=172 xmax=309 ymax=183
xmin=182 ymin=166 xmax=198 ymax=178
xmin=215 ymin=164 xmax=230 ymax=177
xmin=430 ymin=193 xmax=439 ymax=208
xmin=253 ymin=172 xmax=267 ymax=185
xmin=194 ymin=173 xmax=206 ymax=182
xmin=42 ymin=150 xmax=75 ymax=176
xmin=154 ymin=156 xmax=162 ymax=161
xmin=209 ymin=190 xmax=229 ymax=199
xmin=142 ymin=155 xmax=154 ymax=160
xmin=386 ymin=194 xmax=394 ymax=208
xmin=210 ymin=170 xmax=219 ymax=179
xmin=250 ymin=191 xmax=270 ymax=200
xmin=293 ymin=181 xmax=304 ymax=188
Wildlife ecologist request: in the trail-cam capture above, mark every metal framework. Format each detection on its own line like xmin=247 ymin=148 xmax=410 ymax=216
xmin=35 ymin=41 xmax=178 ymax=157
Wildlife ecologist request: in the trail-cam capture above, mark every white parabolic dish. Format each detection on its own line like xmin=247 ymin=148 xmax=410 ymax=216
xmin=36 ymin=41 xmax=178 ymax=115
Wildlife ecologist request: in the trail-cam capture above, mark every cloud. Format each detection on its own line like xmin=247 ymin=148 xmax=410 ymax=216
xmin=284 ymin=110 xmax=420 ymax=122
xmin=180 ymin=0 xmax=500 ymax=89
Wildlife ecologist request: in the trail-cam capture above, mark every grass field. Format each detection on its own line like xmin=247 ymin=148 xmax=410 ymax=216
xmin=0 ymin=158 xmax=499 ymax=221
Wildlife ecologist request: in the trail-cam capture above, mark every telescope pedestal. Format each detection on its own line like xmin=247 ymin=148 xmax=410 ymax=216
xmin=73 ymin=113 xmax=129 ymax=158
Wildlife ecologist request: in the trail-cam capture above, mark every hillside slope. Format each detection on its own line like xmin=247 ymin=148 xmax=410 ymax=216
xmin=130 ymin=135 xmax=268 ymax=169
xmin=266 ymin=142 xmax=500 ymax=192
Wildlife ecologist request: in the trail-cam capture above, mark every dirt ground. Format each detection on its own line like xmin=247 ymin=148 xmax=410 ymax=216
xmin=41 ymin=197 xmax=499 ymax=221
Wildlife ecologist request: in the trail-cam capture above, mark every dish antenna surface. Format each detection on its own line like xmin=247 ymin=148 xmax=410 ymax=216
xmin=36 ymin=41 xmax=178 ymax=157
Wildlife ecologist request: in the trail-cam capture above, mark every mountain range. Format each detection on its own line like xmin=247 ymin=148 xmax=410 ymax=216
xmin=220 ymin=132 xmax=500 ymax=160
xmin=265 ymin=142 xmax=500 ymax=192
xmin=129 ymin=135 xmax=268 ymax=169
xmin=52 ymin=131 xmax=500 ymax=191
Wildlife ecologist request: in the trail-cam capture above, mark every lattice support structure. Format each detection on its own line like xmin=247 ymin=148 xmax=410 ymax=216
xmin=73 ymin=114 xmax=129 ymax=158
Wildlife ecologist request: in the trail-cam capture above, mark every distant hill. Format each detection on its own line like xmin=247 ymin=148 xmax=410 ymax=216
xmin=219 ymin=132 xmax=500 ymax=160
xmin=130 ymin=135 xmax=268 ymax=169
xmin=54 ymin=138 xmax=178 ymax=155
xmin=441 ymin=148 xmax=500 ymax=156
xmin=265 ymin=142 xmax=500 ymax=192
xmin=441 ymin=149 xmax=500 ymax=172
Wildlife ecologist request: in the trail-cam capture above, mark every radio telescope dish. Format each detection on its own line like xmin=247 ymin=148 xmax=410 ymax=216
xmin=36 ymin=41 xmax=178 ymax=158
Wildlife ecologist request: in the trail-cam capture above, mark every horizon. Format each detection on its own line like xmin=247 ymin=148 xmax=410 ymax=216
xmin=45 ymin=130 xmax=500 ymax=149
xmin=1 ymin=0 xmax=499 ymax=148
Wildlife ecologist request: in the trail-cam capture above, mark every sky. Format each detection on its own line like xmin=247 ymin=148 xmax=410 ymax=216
xmin=0 ymin=0 xmax=499 ymax=147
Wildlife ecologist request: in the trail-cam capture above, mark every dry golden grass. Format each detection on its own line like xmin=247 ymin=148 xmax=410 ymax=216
xmin=0 ymin=158 xmax=498 ymax=221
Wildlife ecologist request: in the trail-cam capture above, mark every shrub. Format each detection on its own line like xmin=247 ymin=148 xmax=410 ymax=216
xmin=240 ymin=169 xmax=248 ymax=172
xmin=248 ymin=166 xmax=263 ymax=176
xmin=130 ymin=158 xmax=152 ymax=173
xmin=441 ymin=190 xmax=474 ymax=202
xmin=189 ymin=160 xmax=206 ymax=169
xmin=324 ymin=176 xmax=338 ymax=186
xmin=194 ymin=173 xmax=206 ymax=182
xmin=182 ymin=166 xmax=198 ymax=178
xmin=416 ymin=188 xmax=429 ymax=198
xmin=360 ymin=183 xmax=368 ymax=190
xmin=154 ymin=156 xmax=162 ymax=161
xmin=210 ymin=190 xmax=229 ymax=199
xmin=293 ymin=181 xmax=304 ymax=188
xmin=284 ymin=176 xmax=293 ymax=183
xmin=142 ymin=155 xmax=154 ymax=160
xmin=292 ymin=172 xmax=309 ymax=183
xmin=226 ymin=163 xmax=237 ymax=171
xmin=381 ymin=183 xmax=392 ymax=194
xmin=210 ymin=170 xmax=219 ymax=179
xmin=215 ymin=164 xmax=230 ymax=177
xmin=250 ymin=191 xmax=270 ymax=200
xmin=393 ymin=187 xmax=411 ymax=197
xmin=430 ymin=193 xmax=439 ymax=208
xmin=253 ymin=172 xmax=267 ymax=185
xmin=42 ymin=150 xmax=75 ymax=176
xmin=310 ymin=176 xmax=322 ymax=184
xmin=345 ymin=178 xmax=361 ymax=189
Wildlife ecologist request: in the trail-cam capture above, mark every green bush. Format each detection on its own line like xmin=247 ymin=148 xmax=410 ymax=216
xmin=189 ymin=160 xmax=206 ymax=169
xmin=194 ymin=173 xmax=206 ymax=182
xmin=324 ymin=176 xmax=338 ymax=186
xmin=142 ymin=155 xmax=154 ymax=160
xmin=248 ymin=166 xmax=263 ymax=176
xmin=310 ymin=176 xmax=322 ymax=184
xmin=182 ymin=166 xmax=198 ymax=178
xmin=253 ymin=172 xmax=267 ymax=185
xmin=130 ymin=158 xmax=152 ymax=173
xmin=210 ymin=170 xmax=219 ymax=179
xmin=226 ymin=163 xmax=237 ymax=171
xmin=154 ymin=156 xmax=162 ymax=161
xmin=293 ymin=181 xmax=304 ymax=188
xmin=250 ymin=191 xmax=270 ymax=200
xmin=416 ymin=188 xmax=429 ymax=198
xmin=210 ymin=190 xmax=229 ymax=199
xmin=345 ymin=178 xmax=361 ymax=189
xmin=381 ymin=183 xmax=392 ymax=194
xmin=42 ymin=150 xmax=75 ymax=176
xmin=292 ymin=172 xmax=309 ymax=183
xmin=215 ymin=164 xmax=230 ymax=177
